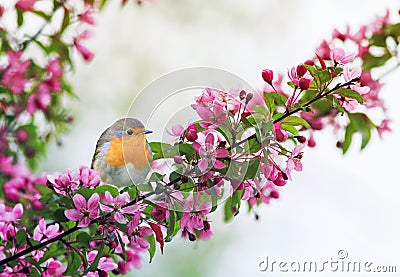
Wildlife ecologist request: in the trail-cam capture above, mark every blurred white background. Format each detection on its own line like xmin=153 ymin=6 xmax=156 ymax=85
xmin=41 ymin=0 xmax=400 ymax=276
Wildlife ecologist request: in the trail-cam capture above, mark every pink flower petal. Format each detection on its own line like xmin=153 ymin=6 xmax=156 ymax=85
xmin=65 ymin=209 xmax=82 ymax=221
xmin=88 ymin=193 xmax=99 ymax=210
xmin=72 ymin=194 xmax=86 ymax=209
xmin=114 ymin=212 xmax=127 ymax=224
xmin=213 ymin=160 xmax=226 ymax=169
xmin=78 ymin=217 xmax=90 ymax=227
xmin=198 ymin=159 xmax=209 ymax=171
xmin=215 ymin=148 xmax=229 ymax=158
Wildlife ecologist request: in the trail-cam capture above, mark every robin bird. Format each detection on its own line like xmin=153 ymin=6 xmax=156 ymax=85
xmin=91 ymin=118 xmax=153 ymax=186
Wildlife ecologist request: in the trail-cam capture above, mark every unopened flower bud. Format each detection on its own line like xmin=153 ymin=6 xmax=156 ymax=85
xmin=296 ymin=65 xmax=307 ymax=77
xmin=262 ymin=69 xmax=274 ymax=83
xmin=239 ymin=90 xmax=246 ymax=100
xmin=203 ymin=221 xmax=210 ymax=231
xmin=15 ymin=128 xmax=29 ymax=143
xmin=180 ymin=175 xmax=188 ymax=183
xmin=173 ymin=155 xmax=183 ymax=164
xmin=336 ymin=141 xmax=343 ymax=148
xmin=188 ymin=232 xmax=196 ymax=241
xmin=304 ymin=59 xmax=314 ymax=66
xmin=299 ymin=77 xmax=313 ymax=90
xmin=245 ymin=93 xmax=253 ymax=103
xmin=185 ymin=124 xmax=198 ymax=142
xmin=270 ymin=190 xmax=279 ymax=199
xmin=295 ymin=136 xmax=307 ymax=143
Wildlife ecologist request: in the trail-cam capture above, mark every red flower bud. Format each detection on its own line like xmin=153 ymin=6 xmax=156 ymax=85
xmin=296 ymin=65 xmax=307 ymax=77
xmin=295 ymin=136 xmax=307 ymax=143
xmin=262 ymin=69 xmax=274 ymax=83
xmin=245 ymin=93 xmax=253 ymax=103
xmin=185 ymin=124 xmax=198 ymax=142
xmin=270 ymin=190 xmax=280 ymax=199
xmin=239 ymin=90 xmax=246 ymax=100
xmin=299 ymin=77 xmax=313 ymax=90
xmin=15 ymin=128 xmax=29 ymax=143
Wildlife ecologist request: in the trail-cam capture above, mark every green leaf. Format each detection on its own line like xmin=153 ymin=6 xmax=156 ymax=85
xmin=65 ymin=251 xmax=82 ymax=276
xmin=165 ymin=210 xmax=176 ymax=242
xmin=281 ymin=124 xmax=299 ymax=136
xmin=145 ymin=234 xmax=156 ymax=263
xmin=76 ymin=232 xmax=91 ymax=248
xmin=16 ymin=230 xmax=27 ymax=246
xmin=208 ymin=185 xmax=218 ymax=213
xmin=30 ymin=10 xmax=51 ymax=21
xmin=51 ymin=208 xmax=69 ymax=222
xmin=95 ymin=185 xmax=119 ymax=197
xmin=244 ymin=137 xmax=261 ymax=154
xmin=252 ymin=105 xmax=270 ymax=119
xmin=216 ymin=125 xmax=233 ymax=145
xmin=223 ymin=197 xmax=234 ymax=222
xmin=334 ymin=88 xmax=363 ymax=104
xmin=370 ymin=33 xmax=387 ymax=47
xmin=60 ymin=8 xmax=70 ymax=34
xmin=16 ymin=8 xmax=24 ymax=26
xmin=75 ymin=188 xmax=94 ymax=199
xmin=342 ymin=112 xmax=373 ymax=154
xmin=244 ymin=158 xmax=261 ymax=180
xmin=363 ymin=52 xmax=392 ymax=71
xmin=264 ymin=92 xmax=287 ymax=114
xmin=281 ymin=116 xmax=311 ymax=129
xmin=387 ymin=22 xmax=400 ymax=38
xmin=316 ymin=69 xmax=331 ymax=86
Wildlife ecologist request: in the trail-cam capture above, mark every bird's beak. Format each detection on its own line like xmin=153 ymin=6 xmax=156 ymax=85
xmin=142 ymin=130 xmax=153 ymax=134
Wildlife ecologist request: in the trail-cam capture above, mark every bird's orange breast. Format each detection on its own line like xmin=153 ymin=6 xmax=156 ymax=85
xmin=105 ymin=135 xmax=151 ymax=169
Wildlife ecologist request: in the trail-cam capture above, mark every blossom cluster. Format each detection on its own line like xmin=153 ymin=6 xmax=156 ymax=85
xmin=260 ymin=9 xmax=397 ymax=153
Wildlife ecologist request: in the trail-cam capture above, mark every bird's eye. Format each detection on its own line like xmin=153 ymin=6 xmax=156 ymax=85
xmin=126 ymin=129 xmax=133 ymax=135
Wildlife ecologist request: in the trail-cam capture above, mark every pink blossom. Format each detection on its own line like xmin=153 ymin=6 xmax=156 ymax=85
xmin=285 ymin=144 xmax=305 ymax=180
xmin=79 ymin=166 xmax=101 ymax=187
xmin=196 ymin=101 xmax=227 ymax=129
xmin=74 ymin=41 xmax=94 ymax=62
xmin=100 ymin=192 xmax=140 ymax=224
xmin=330 ymin=47 xmax=356 ymax=65
xmin=0 ymin=127 xmax=9 ymax=151
xmin=117 ymin=250 xmax=142 ymax=273
xmin=2 ymin=50 xmax=31 ymax=94
xmin=65 ymin=193 xmax=100 ymax=227
xmin=33 ymin=219 xmax=60 ymax=241
xmin=88 ymin=250 xmax=118 ymax=272
xmin=343 ymin=66 xmax=370 ymax=95
xmin=26 ymin=83 xmax=51 ymax=115
xmin=0 ymin=203 xmax=23 ymax=222
xmin=272 ymin=122 xmax=288 ymax=142
xmin=80 ymin=5 xmax=95 ymax=25
xmin=377 ymin=119 xmax=391 ymax=138
xmin=192 ymin=133 xmax=228 ymax=172
xmin=151 ymin=205 xmax=167 ymax=222
xmin=47 ymin=168 xmax=80 ymax=195
xmin=15 ymin=0 xmax=36 ymax=11
xmin=130 ymin=226 xmax=153 ymax=251
xmin=43 ymin=258 xmax=63 ymax=276
xmin=168 ymin=124 xmax=185 ymax=137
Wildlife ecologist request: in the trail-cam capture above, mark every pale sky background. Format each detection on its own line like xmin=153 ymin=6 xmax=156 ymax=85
xmin=40 ymin=0 xmax=400 ymax=276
